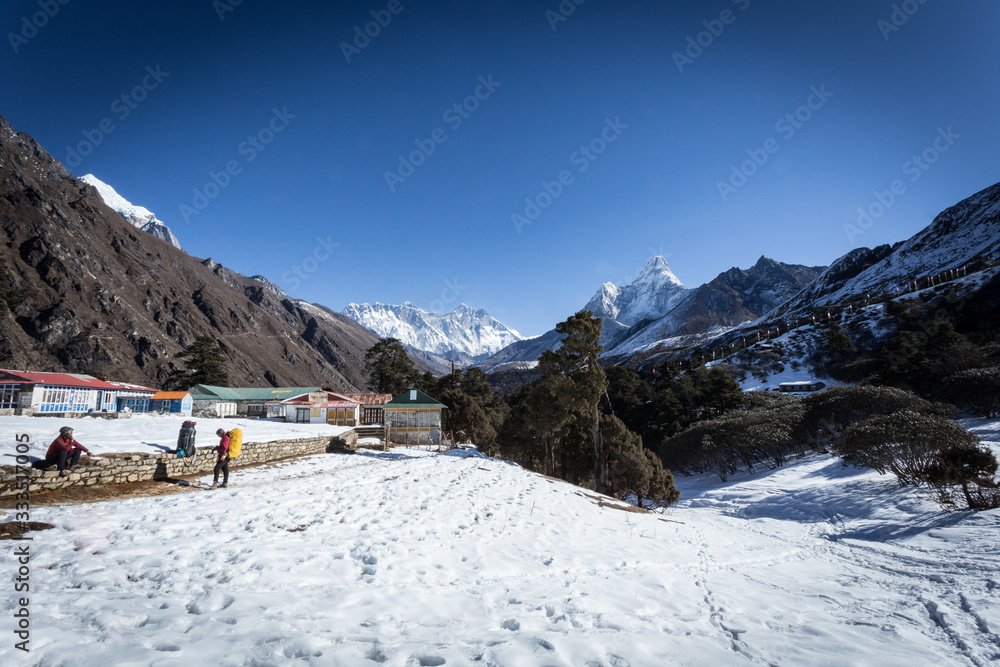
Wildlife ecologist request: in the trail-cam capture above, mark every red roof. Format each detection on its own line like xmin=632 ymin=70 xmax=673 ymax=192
xmin=0 ymin=369 xmax=153 ymax=392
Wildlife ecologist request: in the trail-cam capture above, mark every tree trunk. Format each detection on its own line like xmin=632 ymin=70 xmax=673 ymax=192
xmin=593 ymin=404 xmax=606 ymax=493
xmin=961 ymin=480 xmax=975 ymax=509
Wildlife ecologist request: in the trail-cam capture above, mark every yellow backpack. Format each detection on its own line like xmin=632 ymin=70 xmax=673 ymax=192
xmin=228 ymin=428 xmax=243 ymax=458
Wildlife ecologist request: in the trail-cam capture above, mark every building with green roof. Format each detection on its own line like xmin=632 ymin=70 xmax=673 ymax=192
xmin=384 ymin=389 xmax=447 ymax=445
xmin=188 ymin=385 xmax=321 ymax=418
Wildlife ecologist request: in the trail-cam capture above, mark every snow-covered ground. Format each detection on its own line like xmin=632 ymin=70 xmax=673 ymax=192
xmin=1 ymin=420 xmax=998 ymax=666
xmin=0 ymin=415 xmax=350 ymax=461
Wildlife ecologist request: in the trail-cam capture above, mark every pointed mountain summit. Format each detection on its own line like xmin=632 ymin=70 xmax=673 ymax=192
xmin=584 ymin=256 xmax=688 ymax=327
xmin=603 ymin=256 xmax=825 ymax=358
xmin=79 ymin=174 xmax=182 ymax=249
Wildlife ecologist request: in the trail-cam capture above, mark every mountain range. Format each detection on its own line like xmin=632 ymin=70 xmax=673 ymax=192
xmin=478 ymin=255 xmax=826 ymax=371
xmin=1 ymin=114 xmax=997 ymax=388
xmin=342 ymin=302 xmax=524 ymax=366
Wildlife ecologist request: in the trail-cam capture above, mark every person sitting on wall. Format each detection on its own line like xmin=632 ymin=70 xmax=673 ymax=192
xmin=31 ymin=426 xmax=92 ymax=477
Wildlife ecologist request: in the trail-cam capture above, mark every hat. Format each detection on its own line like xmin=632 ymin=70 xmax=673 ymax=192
xmin=59 ymin=426 xmax=73 ymax=435
xmin=216 ymin=428 xmax=225 ymax=436
xmin=184 ymin=420 xmax=197 ymax=426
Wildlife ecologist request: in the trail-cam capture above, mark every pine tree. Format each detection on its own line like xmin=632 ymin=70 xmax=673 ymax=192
xmin=169 ymin=335 xmax=229 ymax=388
xmin=364 ymin=338 xmax=417 ymax=395
xmin=539 ymin=311 xmax=609 ymax=492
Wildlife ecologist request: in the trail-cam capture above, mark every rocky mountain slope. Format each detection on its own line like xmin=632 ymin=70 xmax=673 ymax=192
xmin=761 ymin=181 xmax=1000 ymax=323
xmin=79 ymin=174 xmax=182 ymax=250
xmin=618 ymin=181 xmax=1000 ymax=365
xmin=604 ymin=257 xmax=825 ymax=359
xmin=0 ymin=115 xmax=379 ymax=391
xmin=343 ymin=302 xmax=523 ymax=364
xmin=480 ymin=256 xmax=823 ymax=371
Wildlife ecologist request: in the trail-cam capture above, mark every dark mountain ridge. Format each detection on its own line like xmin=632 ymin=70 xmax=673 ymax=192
xmin=0 ymin=115 xmax=379 ymax=391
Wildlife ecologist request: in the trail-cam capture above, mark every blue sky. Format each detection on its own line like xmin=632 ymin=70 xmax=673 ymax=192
xmin=2 ymin=0 xmax=998 ymax=336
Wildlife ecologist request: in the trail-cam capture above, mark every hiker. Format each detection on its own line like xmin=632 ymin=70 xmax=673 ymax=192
xmin=210 ymin=428 xmax=230 ymax=489
xmin=32 ymin=426 xmax=92 ymax=476
xmin=175 ymin=420 xmax=197 ymax=458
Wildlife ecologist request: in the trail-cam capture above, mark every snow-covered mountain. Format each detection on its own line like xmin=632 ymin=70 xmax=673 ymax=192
xmin=604 ymin=257 xmax=825 ymax=359
xmin=761 ymin=181 xmax=1000 ymax=323
xmin=80 ymin=174 xmax=182 ymax=249
xmin=606 ymin=180 xmax=1000 ymax=365
xmin=479 ymin=256 xmax=823 ymax=371
xmin=342 ymin=302 xmax=525 ymax=363
xmin=583 ymin=256 xmax=688 ymax=328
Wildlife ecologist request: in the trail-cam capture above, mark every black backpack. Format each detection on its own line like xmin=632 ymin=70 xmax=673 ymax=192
xmin=177 ymin=421 xmax=197 ymax=458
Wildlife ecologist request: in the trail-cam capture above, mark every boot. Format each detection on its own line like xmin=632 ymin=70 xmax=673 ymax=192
xmin=209 ymin=482 xmax=218 ymax=489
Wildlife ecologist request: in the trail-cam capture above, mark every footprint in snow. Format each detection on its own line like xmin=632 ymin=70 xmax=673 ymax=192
xmin=411 ymin=657 xmax=445 ymax=666
xmin=153 ymin=643 xmax=181 ymax=652
xmin=367 ymin=647 xmax=388 ymax=663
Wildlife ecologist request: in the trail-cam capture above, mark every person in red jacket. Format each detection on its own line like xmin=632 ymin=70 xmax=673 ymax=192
xmin=209 ymin=428 xmax=230 ymax=489
xmin=32 ymin=426 xmax=91 ymax=476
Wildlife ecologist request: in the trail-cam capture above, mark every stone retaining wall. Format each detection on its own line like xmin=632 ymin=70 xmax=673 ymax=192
xmin=0 ymin=431 xmax=358 ymax=497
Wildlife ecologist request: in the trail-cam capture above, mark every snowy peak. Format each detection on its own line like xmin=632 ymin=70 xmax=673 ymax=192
xmin=636 ymin=255 xmax=684 ymax=288
xmin=342 ymin=302 xmax=524 ymax=363
xmin=584 ymin=255 xmax=688 ymax=327
xmin=80 ymin=174 xmax=182 ymax=249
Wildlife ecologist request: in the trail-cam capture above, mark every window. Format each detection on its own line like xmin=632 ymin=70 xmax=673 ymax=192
xmin=296 ymin=408 xmax=310 ymax=423
xmin=0 ymin=385 xmax=17 ymax=409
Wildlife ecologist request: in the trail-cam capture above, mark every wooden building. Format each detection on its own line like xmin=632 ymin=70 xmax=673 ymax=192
xmin=278 ymin=391 xmax=360 ymax=426
xmin=343 ymin=393 xmax=394 ymax=425
xmin=384 ymin=389 xmax=447 ymax=445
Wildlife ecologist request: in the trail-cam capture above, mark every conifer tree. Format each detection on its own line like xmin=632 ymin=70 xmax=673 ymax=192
xmin=539 ymin=311 xmax=609 ymax=492
xmin=169 ymin=335 xmax=229 ymax=388
xmin=364 ymin=337 xmax=417 ymax=395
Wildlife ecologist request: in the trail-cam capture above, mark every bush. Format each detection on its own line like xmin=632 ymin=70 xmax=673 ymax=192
xmin=833 ymin=411 xmax=978 ymax=487
xmin=939 ymin=367 xmax=1000 ymax=417
xmin=921 ymin=440 xmax=1000 ymax=510
xmin=659 ymin=402 xmax=806 ymax=481
xmin=802 ymin=385 xmax=949 ymax=450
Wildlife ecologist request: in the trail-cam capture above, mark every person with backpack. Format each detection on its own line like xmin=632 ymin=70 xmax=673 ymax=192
xmin=210 ymin=428 xmax=230 ymax=489
xmin=208 ymin=426 xmax=242 ymax=488
xmin=175 ymin=420 xmax=197 ymax=459
xmin=31 ymin=426 xmax=92 ymax=477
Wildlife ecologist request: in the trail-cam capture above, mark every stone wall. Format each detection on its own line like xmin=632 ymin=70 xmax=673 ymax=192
xmin=0 ymin=432 xmax=357 ymax=497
